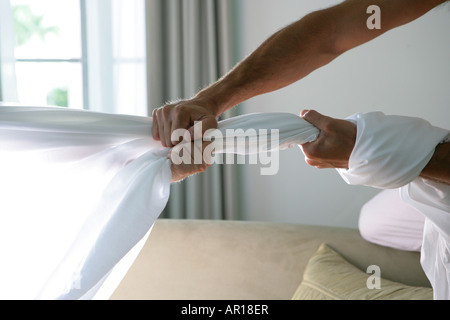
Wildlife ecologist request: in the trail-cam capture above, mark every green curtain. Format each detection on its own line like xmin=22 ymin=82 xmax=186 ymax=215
xmin=145 ymin=0 xmax=243 ymax=220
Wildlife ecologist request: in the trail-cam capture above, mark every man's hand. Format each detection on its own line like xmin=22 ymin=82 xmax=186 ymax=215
xmin=152 ymin=97 xmax=219 ymax=148
xmin=300 ymin=110 xmax=357 ymax=169
xmin=170 ymin=140 xmax=213 ymax=183
xmin=420 ymin=141 xmax=450 ymax=185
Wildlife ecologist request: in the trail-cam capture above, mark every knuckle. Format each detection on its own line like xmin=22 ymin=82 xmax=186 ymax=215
xmin=162 ymin=106 xmax=172 ymax=119
xmin=154 ymin=107 xmax=164 ymax=120
xmin=175 ymin=104 xmax=188 ymax=114
xmin=197 ymin=162 xmax=211 ymax=173
xmin=172 ymin=105 xmax=188 ymax=118
xmin=305 ymin=157 xmax=316 ymax=167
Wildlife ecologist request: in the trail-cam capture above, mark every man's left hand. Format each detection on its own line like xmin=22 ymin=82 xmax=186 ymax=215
xmin=300 ymin=109 xmax=357 ymax=169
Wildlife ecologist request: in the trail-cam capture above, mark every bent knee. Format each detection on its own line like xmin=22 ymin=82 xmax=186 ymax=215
xmin=359 ymin=189 xmax=425 ymax=252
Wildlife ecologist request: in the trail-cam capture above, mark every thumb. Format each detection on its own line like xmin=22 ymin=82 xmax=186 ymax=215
xmin=300 ymin=109 xmax=331 ymax=130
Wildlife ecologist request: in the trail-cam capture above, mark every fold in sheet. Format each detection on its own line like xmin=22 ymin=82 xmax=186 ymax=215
xmin=338 ymin=112 xmax=450 ymax=300
xmin=0 ymin=106 xmax=319 ymax=300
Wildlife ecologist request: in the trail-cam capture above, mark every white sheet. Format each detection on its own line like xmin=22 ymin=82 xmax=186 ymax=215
xmin=0 ymin=105 xmax=319 ymax=300
xmin=3 ymin=106 xmax=448 ymax=299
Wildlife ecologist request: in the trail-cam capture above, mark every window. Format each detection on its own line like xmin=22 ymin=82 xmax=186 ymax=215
xmin=12 ymin=0 xmax=85 ymax=109
xmin=10 ymin=0 xmax=147 ymax=115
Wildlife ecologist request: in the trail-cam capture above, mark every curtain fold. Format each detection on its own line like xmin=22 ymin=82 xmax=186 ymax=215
xmin=0 ymin=0 xmax=18 ymax=102
xmin=146 ymin=0 xmax=241 ymax=220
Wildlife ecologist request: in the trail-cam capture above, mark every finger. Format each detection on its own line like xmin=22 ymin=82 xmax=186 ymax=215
xmin=304 ymin=157 xmax=318 ymax=167
xmin=299 ymin=138 xmax=320 ymax=159
xmin=201 ymin=116 xmax=218 ymax=135
xmin=300 ymin=109 xmax=333 ymax=130
xmin=157 ymin=108 xmax=168 ymax=147
xmin=152 ymin=108 xmax=160 ymax=141
xmin=300 ymin=109 xmax=309 ymax=117
xmin=305 ymin=157 xmax=330 ymax=169
xmin=171 ymin=109 xmax=191 ymax=145
xmin=162 ymin=110 xmax=173 ymax=147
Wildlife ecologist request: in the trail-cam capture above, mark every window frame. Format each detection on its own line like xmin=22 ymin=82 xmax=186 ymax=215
xmin=9 ymin=0 xmax=148 ymax=115
xmin=13 ymin=0 xmax=89 ymax=109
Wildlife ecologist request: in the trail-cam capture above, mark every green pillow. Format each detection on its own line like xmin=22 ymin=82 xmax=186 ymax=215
xmin=292 ymin=243 xmax=433 ymax=300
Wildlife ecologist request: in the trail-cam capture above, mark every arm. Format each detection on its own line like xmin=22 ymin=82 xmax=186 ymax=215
xmin=301 ymin=110 xmax=450 ymax=186
xmin=419 ymin=142 xmax=450 ymax=185
xmin=153 ymin=0 xmax=445 ymax=147
xmin=195 ymin=0 xmax=446 ymax=116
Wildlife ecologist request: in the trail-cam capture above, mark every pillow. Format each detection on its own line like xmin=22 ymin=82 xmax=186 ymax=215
xmin=292 ymin=243 xmax=433 ymax=300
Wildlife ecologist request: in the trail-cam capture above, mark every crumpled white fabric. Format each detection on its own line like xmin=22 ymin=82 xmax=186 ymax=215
xmin=337 ymin=111 xmax=450 ymax=300
xmin=0 ymin=105 xmax=319 ymax=300
xmin=337 ymin=112 xmax=449 ymax=189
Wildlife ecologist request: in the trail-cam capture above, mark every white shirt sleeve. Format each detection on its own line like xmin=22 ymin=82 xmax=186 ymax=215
xmin=336 ymin=111 xmax=450 ymax=299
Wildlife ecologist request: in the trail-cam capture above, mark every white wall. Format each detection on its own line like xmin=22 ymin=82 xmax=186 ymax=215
xmin=234 ymin=0 xmax=450 ymax=228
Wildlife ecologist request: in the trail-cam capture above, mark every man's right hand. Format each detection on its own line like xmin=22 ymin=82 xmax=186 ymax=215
xmin=152 ymin=97 xmax=219 ymax=148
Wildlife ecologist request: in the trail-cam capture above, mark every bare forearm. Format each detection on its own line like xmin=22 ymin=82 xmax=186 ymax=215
xmin=196 ymin=0 xmax=446 ymax=117
xmin=420 ymin=142 xmax=450 ymax=185
xmin=196 ymin=9 xmax=338 ymax=116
